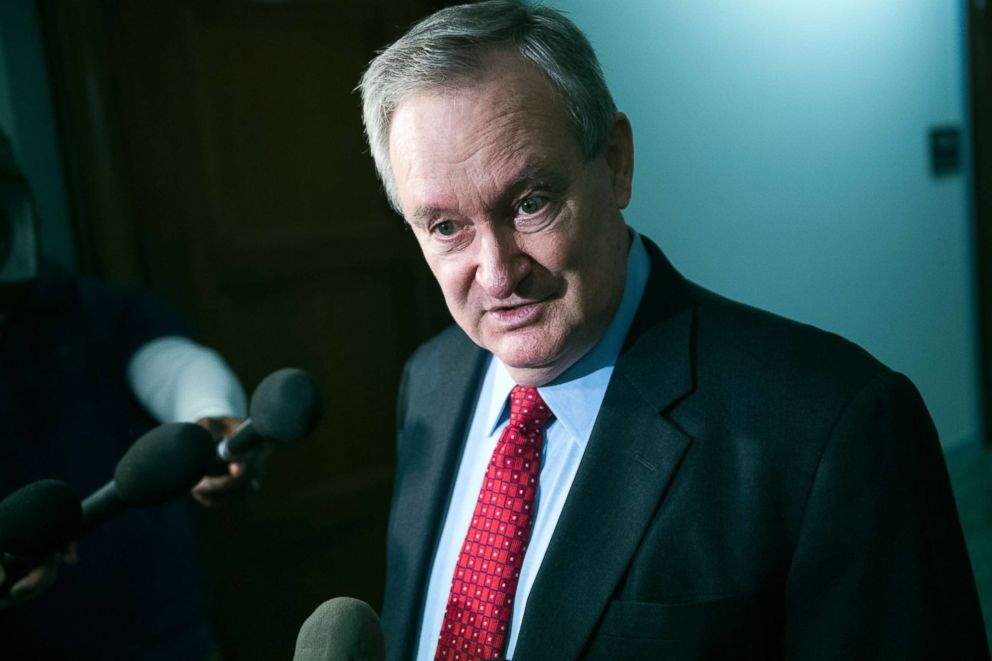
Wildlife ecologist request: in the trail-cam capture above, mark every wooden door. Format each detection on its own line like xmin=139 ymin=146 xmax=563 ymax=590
xmin=39 ymin=1 xmax=451 ymax=657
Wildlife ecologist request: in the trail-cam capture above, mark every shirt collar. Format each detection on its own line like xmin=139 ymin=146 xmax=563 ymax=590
xmin=485 ymin=230 xmax=651 ymax=448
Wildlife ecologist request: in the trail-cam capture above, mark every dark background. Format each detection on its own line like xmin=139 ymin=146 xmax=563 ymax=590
xmin=37 ymin=1 xmax=454 ymax=658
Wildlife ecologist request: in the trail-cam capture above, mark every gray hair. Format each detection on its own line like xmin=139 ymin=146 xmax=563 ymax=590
xmin=358 ymin=0 xmax=617 ymax=212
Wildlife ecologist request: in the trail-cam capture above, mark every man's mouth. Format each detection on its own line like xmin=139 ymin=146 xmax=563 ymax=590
xmin=486 ymin=300 xmax=546 ymax=326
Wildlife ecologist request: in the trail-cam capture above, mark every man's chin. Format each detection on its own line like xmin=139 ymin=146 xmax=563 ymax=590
xmin=482 ymin=324 xmax=599 ymax=385
xmin=485 ymin=336 xmax=565 ymax=378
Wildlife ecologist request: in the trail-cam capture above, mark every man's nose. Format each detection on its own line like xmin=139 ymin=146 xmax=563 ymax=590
xmin=474 ymin=229 xmax=530 ymax=299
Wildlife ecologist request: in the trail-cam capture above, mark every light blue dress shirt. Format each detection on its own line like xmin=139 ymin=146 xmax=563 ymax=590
xmin=415 ymin=231 xmax=651 ymax=660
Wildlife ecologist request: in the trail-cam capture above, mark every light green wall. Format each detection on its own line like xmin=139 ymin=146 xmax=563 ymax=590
xmin=541 ymin=0 xmax=981 ymax=449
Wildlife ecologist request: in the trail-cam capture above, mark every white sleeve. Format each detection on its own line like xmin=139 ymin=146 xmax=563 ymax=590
xmin=126 ymin=336 xmax=248 ymax=423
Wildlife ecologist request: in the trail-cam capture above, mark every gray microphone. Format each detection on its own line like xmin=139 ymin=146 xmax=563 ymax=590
xmin=216 ymin=368 xmax=322 ymax=462
xmin=293 ymin=597 xmax=385 ymax=661
xmin=81 ymin=422 xmax=218 ymax=531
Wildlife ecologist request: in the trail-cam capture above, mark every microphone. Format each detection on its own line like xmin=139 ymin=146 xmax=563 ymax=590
xmin=1 ymin=424 xmax=217 ymax=587
xmin=216 ymin=368 xmax=322 ymax=462
xmin=0 ymin=479 xmax=81 ymax=588
xmin=81 ymin=422 xmax=217 ymax=531
xmin=293 ymin=597 xmax=385 ymax=661
xmin=0 ymin=368 xmax=320 ymax=586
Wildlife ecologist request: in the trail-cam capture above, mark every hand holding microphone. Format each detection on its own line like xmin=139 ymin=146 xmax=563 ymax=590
xmin=0 ymin=367 xmax=321 ymax=600
xmin=190 ymin=415 xmax=256 ymax=508
xmin=193 ymin=368 xmax=322 ymax=507
xmin=217 ymin=367 xmax=322 ymax=459
xmin=0 ymin=479 xmax=80 ymax=607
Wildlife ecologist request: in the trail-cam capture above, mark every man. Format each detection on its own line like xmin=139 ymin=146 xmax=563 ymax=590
xmin=0 ymin=127 xmax=254 ymax=659
xmin=359 ymin=1 xmax=989 ymax=659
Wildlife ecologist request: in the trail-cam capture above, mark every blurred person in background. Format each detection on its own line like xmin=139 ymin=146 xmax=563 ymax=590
xmin=0 ymin=126 xmax=256 ymax=660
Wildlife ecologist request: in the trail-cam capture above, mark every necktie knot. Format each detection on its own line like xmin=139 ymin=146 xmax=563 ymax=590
xmin=508 ymin=385 xmax=553 ymax=435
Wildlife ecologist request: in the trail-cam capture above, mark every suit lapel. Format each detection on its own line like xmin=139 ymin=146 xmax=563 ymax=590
xmin=386 ymin=331 xmax=488 ymax=658
xmin=514 ymin=241 xmax=697 ymax=659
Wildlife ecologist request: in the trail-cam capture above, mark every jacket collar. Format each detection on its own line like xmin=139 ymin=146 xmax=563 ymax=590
xmin=513 ymin=237 xmax=697 ymax=659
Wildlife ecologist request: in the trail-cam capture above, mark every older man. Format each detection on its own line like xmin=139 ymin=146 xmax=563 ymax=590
xmin=359 ymin=1 xmax=988 ymax=659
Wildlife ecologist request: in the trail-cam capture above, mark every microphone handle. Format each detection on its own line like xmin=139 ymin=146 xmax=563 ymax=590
xmin=216 ymin=418 xmax=261 ymax=461
xmin=80 ymin=481 xmax=126 ymax=535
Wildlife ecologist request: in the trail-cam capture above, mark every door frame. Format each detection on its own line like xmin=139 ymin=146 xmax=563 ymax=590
xmin=969 ymin=0 xmax=991 ymax=445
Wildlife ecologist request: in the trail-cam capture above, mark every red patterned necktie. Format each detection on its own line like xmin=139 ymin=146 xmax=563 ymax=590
xmin=435 ymin=385 xmax=554 ymax=661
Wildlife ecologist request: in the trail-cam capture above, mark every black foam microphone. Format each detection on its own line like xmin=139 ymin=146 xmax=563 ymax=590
xmin=293 ymin=597 xmax=385 ymax=661
xmin=216 ymin=368 xmax=322 ymax=462
xmin=0 ymin=479 xmax=81 ymax=588
xmin=1 ymin=424 xmax=216 ymax=587
xmin=81 ymin=422 xmax=217 ymax=531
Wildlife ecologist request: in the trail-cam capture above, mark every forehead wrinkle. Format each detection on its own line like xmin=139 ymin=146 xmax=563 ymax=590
xmin=409 ymin=153 xmax=567 ymax=225
xmin=391 ymin=56 xmax=578 ymax=223
xmin=408 ymin=140 xmax=514 ymax=215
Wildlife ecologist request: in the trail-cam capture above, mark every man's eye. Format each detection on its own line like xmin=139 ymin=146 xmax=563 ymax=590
xmin=434 ymin=220 xmax=457 ymax=237
xmin=518 ymin=195 xmax=548 ymax=216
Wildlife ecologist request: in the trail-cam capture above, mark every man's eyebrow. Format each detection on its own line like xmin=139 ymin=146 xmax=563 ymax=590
xmin=409 ymin=207 xmax=448 ymax=227
xmin=508 ymin=164 xmax=567 ymax=192
xmin=408 ymin=165 xmax=567 ymax=224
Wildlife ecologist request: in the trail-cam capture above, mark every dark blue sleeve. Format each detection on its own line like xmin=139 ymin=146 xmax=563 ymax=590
xmin=76 ymin=275 xmax=196 ymax=368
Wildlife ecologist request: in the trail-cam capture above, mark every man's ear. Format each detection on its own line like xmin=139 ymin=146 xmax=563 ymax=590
xmin=605 ymin=112 xmax=634 ymax=209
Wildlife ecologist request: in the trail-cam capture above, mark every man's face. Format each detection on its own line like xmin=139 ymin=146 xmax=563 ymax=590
xmin=388 ymin=52 xmax=633 ymax=386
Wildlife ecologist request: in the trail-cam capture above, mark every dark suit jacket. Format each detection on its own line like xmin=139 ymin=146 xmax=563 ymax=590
xmin=382 ymin=238 xmax=989 ymax=660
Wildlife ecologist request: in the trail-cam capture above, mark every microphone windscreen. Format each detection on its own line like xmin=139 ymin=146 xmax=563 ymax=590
xmin=0 ymin=479 xmax=81 ymax=556
xmin=294 ymin=597 xmax=385 ymax=661
xmin=251 ymin=368 xmax=322 ymax=442
xmin=114 ymin=422 xmax=217 ymax=506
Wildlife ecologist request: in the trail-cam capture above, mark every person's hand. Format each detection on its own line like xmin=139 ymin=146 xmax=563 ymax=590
xmin=191 ymin=416 xmax=269 ymax=508
xmin=0 ymin=544 xmax=78 ymax=609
